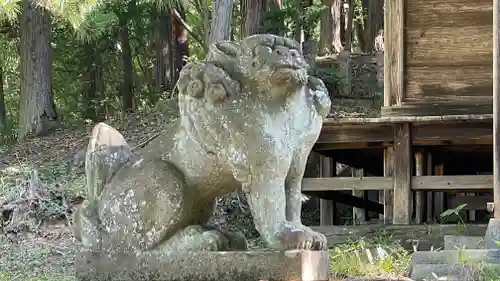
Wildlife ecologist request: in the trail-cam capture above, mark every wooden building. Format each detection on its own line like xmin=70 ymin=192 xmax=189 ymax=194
xmin=302 ymin=0 xmax=497 ymax=227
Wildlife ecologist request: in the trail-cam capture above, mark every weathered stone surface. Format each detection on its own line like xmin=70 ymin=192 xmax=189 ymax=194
xmin=410 ymin=264 xmax=479 ymax=281
xmin=411 ymin=249 xmax=500 ymax=265
xmin=75 ymin=250 xmax=330 ymax=281
xmin=73 ymin=33 xmax=331 ymax=265
xmin=444 ymin=235 xmax=484 ymax=250
xmin=484 ymin=218 xmax=500 ymax=255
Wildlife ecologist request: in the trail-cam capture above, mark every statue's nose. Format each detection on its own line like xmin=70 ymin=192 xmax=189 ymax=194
xmin=288 ymin=49 xmax=300 ymax=58
xmin=287 ymin=49 xmax=304 ymax=65
xmin=275 ymin=47 xmax=299 ymax=58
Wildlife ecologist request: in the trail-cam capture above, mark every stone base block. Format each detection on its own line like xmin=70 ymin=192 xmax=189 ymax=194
xmin=410 ymin=264 xmax=477 ymax=281
xmin=484 ymin=218 xmax=500 ymax=252
xmin=411 ymin=250 xmax=500 ymax=265
xmin=76 ymin=250 xmax=330 ymax=281
xmin=444 ymin=235 xmax=484 ymax=250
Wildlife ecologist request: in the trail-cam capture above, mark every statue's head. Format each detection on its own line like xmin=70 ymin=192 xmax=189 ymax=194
xmin=177 ymin=35 xmax=312 ymax=108
xmin=239 ymin=34 xmax=309 ymax=93
xmin=204 ymin=34 xmax=309 ymax=96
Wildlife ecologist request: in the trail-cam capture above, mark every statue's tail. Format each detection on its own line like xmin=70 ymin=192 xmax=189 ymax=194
xmin=85 ymin=122 xmax=133 ymax=200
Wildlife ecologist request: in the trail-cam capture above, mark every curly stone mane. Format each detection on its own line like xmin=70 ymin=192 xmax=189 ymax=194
xmin=176 ymin=34 xmax=310 ymax=106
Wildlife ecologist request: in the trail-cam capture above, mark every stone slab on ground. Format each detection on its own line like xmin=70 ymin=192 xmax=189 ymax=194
xmin=76 ymin=250 xmax=330 ymax=281
xmin=410 ymin=264 xmax=480 ymax=281
xmin=444 ymin=235 xmax=484 ymax=250
xmin=411 ymin=249 xmax=500 ymax=265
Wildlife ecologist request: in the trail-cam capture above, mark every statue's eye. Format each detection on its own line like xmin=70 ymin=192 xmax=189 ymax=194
xmin=255 ymin=46 xmax=273 ymax=57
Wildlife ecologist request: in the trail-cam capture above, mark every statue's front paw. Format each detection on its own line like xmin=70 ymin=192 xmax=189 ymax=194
xmin=312 ymin=90 xmax=332 ymax=119
xmin=275 ymin=224 xmax=327 ymax=251
xmin=307 ymin=76 xmax=331 ymax=119
xmin=302 ymin=225 xmax=328 ymax=250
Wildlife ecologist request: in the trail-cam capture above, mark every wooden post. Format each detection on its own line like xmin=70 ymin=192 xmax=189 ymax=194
xmin=468 ymin=193 xmax=477 ymax=221
xmin=426 ymin=152 xmax=434 ymax=222
xmin=434 ymin=162 xmax=445 ymax=218
xmin=320 ymin=156 xmax=335 ymax=225
xmin=384 ymin=0 xmax=404 ymax=107
xmin=415 ymin=151 xmax=425 ymax=224
xmin=382 ymin=147 xmax=394 ymax=224
xmin=393 ymin=123 xmax=412 ymax=225
xmin=352 ymin=168 xmax=366 ymax=224
xmin=494 ymin=0 xmax=500 ymax=219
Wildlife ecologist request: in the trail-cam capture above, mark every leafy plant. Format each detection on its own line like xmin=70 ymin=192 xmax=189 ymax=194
xmin=440 ymin=203 xmax=468 ymax=234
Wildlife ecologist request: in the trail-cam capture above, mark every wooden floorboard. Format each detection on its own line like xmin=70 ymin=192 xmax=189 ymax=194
xmin=316 ymin=117 xmax=493 ymax=149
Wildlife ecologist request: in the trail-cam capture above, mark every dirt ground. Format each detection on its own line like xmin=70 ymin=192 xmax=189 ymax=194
xmin=0 ymin=222 xmax=78 ymax=281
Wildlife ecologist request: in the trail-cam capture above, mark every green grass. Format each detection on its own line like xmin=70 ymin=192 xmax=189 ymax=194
xmin=329 ymin=230 xmax=411 ymax=279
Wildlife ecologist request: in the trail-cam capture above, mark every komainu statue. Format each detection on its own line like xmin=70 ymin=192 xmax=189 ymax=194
xmin=73 ymin=34 xmax=332 ymax=256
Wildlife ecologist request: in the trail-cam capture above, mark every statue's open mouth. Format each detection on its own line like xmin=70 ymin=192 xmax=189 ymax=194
xmin=277 ymin=63 xmax=301 ymax=70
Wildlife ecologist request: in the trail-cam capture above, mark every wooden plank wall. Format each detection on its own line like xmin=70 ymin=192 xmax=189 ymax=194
xmin=383 ymin=0 xmax=494 ymax=117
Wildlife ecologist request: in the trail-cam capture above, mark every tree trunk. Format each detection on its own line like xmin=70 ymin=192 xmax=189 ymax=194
xmin=344 ymin=0 xmax=354 ymax=51
xmin=155 ymin=13 xmax=171 ymax=97
xmin=294 ymin=0 xmax=312 ymax=42
xmin=82 ymin=41 xmax=105 ymax=121
xmin=119 ymin=20 xmax=134 ymax=112
xmin=267 ymin=0 xmax=282 ymax=9
xmin=209 ymin=0 xmax=234 ymax=46
xmin=0 ymin=62 xmax=6 ymax=135
xmin=266 ymin=0 xmax=284 ymax=36
xmin=318 ymin=0 xmax=343 ymax=56
xmin=172 ymin=7 xmax=188 ymax=87
xmin=363 ymin=0 xmax=384 ymax=53
xmin=340 ymin=0 xmax=346 ymax=45
xmin=18 ymin=0 xmax=58 ymax=140
xmin=241 ymin=0 xmax=264 ymax=37
xmin=200 ymin=1 xmax=211 ymax=53
xmin=355 ymin=0 xmax=383 ymax=53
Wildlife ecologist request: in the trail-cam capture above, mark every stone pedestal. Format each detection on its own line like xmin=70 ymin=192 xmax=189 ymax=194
xmin=76 ymin=250 xmax=330 ymax=281
xmin=484 ymin=218 xmax=500 ymax=258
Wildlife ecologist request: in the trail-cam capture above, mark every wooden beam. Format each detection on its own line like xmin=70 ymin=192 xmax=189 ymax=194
xmin=412 ymin=122 xmax=493 ymax=144
xmin=302 ymin=177 xmax=392 ymax=191
xmin=323 ymin=114 xmax=493 ymax=126
xmin=494 ymin=0 xmax=500 ymax=219
xmin=302 ymin=175 xmax=495 ymax=192
xmin=393 ymin=123 xmax=412 ymax=224
xmin=413 ymin=175 xmax=492 ymax=191
xmin=381 ymin=102 xmax=493 ymax=117
xmin=316 ymin=125 xmax=392 ymax=144
xmin=315 ymin=122 xmax=493 ymax=150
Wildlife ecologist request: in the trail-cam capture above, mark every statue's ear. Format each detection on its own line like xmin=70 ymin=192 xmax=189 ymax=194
xmin=213 ymin=41 xmax=239 ymax=57
xmin=241 ymin=34 xmax=276 ymax=51
xmin=207 ymin=41 xmax=239 ymax=62
xmin=206 ymin=41 xmax=241 ymax=75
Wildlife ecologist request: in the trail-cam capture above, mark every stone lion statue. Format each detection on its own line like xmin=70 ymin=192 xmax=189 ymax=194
xmin=73 ymin=34 xmax=332 ymax=256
